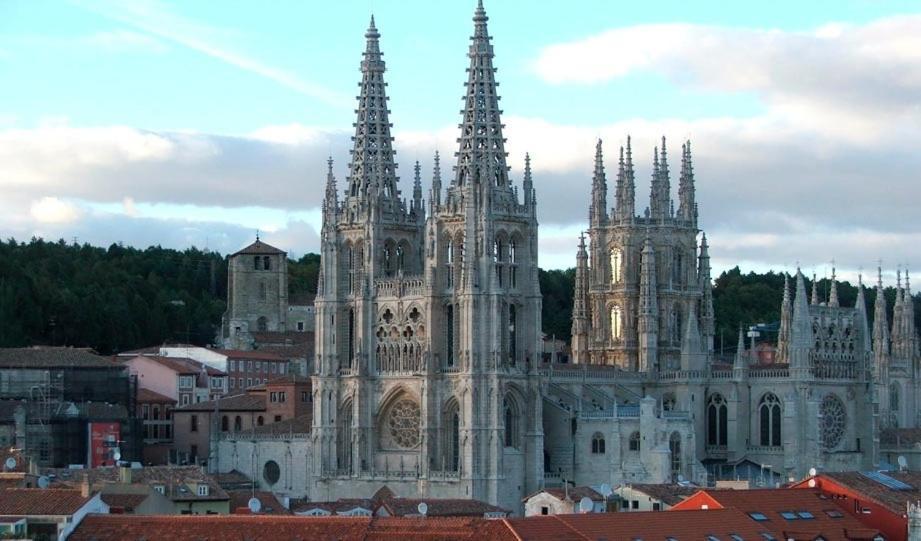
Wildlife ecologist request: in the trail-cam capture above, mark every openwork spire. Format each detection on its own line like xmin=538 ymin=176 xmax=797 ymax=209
xmin=649 ymin=136 xmax=671 ymax=220
xmin=346 ymin=16 xmax=401 ymax=210
xmin=590 ymin=139 xmax=607 ymax=225
xmin=523 ymin=152 xmax=534 ymax=207
xmin=678 ymin=140 xmax=696 ymax=223
xmin=453 ymin=0 xmax=510 ymax=193
xmin=778 ymin=273 xmax=792 ymax=363
xmin=324 ymin=156 xmax=337 ymax=209
xmin=828 ymin=265 xmax=839 ymax=307
xmin=810 ymin=273 xmax=819 ymax=305
xmin=412 ymin=160 xmax=423 ymax=214
xmin=622 ymin=136 xmax=635 ymax=220
xmin=430 ymin=151 xmax=442 ymax=208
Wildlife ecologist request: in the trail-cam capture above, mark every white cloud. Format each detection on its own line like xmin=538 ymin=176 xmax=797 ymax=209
xmin=81 ymin=29 xmax=168 ymax=53
xmin=30 ymin=197 xmax=82 ymax=224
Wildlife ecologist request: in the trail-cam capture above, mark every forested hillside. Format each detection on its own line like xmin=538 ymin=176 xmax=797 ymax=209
xmin=1 ymin=238 xmax=917 ymax=355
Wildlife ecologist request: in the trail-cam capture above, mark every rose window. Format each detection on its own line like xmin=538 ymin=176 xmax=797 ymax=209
xmin=820 ymin=394 xmax=846 ymax=449
xmin=387 ymin=399 xmax=421 ymax=448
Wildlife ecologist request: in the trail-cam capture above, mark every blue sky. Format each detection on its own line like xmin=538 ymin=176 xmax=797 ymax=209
xmin=2 ymin=0 xmax=921 ymax=280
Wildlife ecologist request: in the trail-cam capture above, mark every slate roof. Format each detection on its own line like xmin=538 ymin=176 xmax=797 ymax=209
xmin=0 ymin=347 xmax=120 ymax=369
xmin=818 ymin=470 xmax=921 ymax=515
xmin=0 ymin=488 xmax=93 ymax=516
xmin=622 ymin=483 xmax=699 ymax=506
xmin=176 ymin=393 xmax=265 ymax=412
xmin=232 ymin=239 xmax=285 ymax=256
xmin=46 ymin=465 xmax=228 ymax=502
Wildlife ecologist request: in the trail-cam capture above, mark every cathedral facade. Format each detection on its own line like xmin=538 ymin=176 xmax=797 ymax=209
xmin=215 ymin=1 xmax=920 ymax=515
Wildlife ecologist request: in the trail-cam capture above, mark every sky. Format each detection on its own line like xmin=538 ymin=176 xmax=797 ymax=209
xmin=1 ymin=0 xmax=920 ymax=284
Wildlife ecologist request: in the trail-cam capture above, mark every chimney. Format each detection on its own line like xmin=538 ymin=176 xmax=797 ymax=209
xmin=119 ymin=465 xmax=132 ymax=484
xmin=80 ymin=476 xmax=91 ymax=498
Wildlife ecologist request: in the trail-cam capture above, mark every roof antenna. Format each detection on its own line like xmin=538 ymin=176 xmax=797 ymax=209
xmin=256 ymin=229 xmax=260 ymax=241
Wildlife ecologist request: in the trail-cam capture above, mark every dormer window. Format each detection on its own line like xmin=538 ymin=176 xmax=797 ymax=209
xmin=197 ymin=484 xmax=209 ymax=496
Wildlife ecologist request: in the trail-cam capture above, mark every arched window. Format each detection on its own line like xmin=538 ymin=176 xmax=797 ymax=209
xmin=509 ymin=240 xmax=517 ymax=264
xmin=446 ymin=241 xmax=454 ymax=288
xmin=671 ymin=307 xmax=682 ymax=342
xmin=221 ymin=415 xmax=229 ymax=432
xmin=611 ymin=248 xmax=623 ymax=284
xmin=446 ymin=304 xmax=455 ymax=367
xmin=234 ymin=415 xmax=242 ymax=432
xmin=591 ymin=432 xmax=605 ymax=454
xmin=669 ymin=432 xmax=682 ymax=477
xmin=759 ymin=393 xmax=782 ymax=447
xmin=672 ymin=252 xmax=682 ymax=285
xmin=348 ymin=309 xmax=355 ymax=365
xmin=508 ymin=305 xmax=517 ymax=364
xmin=263 ymin=256 xmax=271 ymax=271
xmin=891 ymin=382 xmax=900 ymax=413
xmin=504 ymin=397 xmax=519 ymax=448
xmin=707 ymin=394 xmax=728 ymax=446
xmin=628 ymin=431 xmax=640 ymax=452
xmin=396 ymin=244 xmax=405 ymax=272
xmin=610 ymin=305 xmax=623 ymax=340
xmin=257 ymin=416 xmax=264 ymax=426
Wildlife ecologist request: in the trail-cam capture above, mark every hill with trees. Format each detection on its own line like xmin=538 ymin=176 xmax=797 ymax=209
xmin=1 ymin=238 xmax=917 ymax=355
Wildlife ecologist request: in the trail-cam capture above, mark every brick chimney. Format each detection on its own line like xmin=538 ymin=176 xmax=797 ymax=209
xmin=80 ymin=476 xmax=91 ymax=498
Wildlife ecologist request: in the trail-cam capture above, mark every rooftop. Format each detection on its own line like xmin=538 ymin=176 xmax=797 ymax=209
xmin=232 ymin=239 xmax=285 ymax=256
xmin=46 ymin=465 xmax=228 ymax=502
xmin=621 ymin=483 xmax=700 ymax=506
xmin=0 ymin=488 xmax=93 ymax=516
xmin=525 ymin=486 xmax=603 ymax=503
xmin=228 ymin=490 xmax=291 ymax=515
xmin=813 ymin=470 xmax=921 ymax=516
xmin=132 ymin=355 xmax=225 ymax=376
xmin=0 ymin=347 xmax=120 ymax=369
xmin=176 ymin=392 xmax=266 ymax=412
xmin=216 ymin=349 xmax=286 ymax=361
xmin=137 ymin=387 xmax=175 ymax=404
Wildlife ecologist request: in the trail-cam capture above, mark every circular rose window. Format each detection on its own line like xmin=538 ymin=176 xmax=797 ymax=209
xmin=263 ymin=460 xmax=280 ymax=485
xmin=820 ymin=393 xmax=846 ymax=449
xmin=387 ymin=399 xmax=421 ymax=448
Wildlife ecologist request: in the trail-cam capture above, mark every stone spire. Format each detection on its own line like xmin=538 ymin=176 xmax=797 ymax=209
xmin=638 ymin=237 xmax=658 ymax=372
xmin=680 ymin=303 xmax=702 ymax=371
xmin=810 ymin=273 xmax=819 ymax=305
xmin=621 ymin=136 xmax=636 ymax=220
xmin=698 ymin=233 xmax=714 ymax=353
xmin=790 ymin=268 xmax=813 ymax=371
xmin=523 ymin=152 xmax=535 ymax=208
xmin=650 ymin=137 xmax=671 ymax=220
xmin=734 ymin=326 xmax=747 ymax=370
xmin=346 ymin=16 xmax=401 ymax=213
xmin=873 ymin=267 xmax=890 ymax=360
xmin=571 ymin=233 xmax=590 ymax=363
xmin=590 ymin=139 xmax=607 ymax=226
xmin=900 ymin=269 xmax=918 ymax=358
xmin=893 ymin=269 xmax=904 ymax=350
xmin=778 ymin=273 xmax=792 ymax=363
xmin=412 ymin=160 xmax=423 ymax=215
xmin=452 ymin=0 xmax=511 ymax=197
xmin=322 ymin=157 xmax=338 ymax=238
xmin=678 ymin=140 xmax=696 ymax=223
xmin=430 ymin=151 xmax=442 ymax=209
xmin=828 ymin=265 xmax=839 ymax=307
xmin=855 ymin=273 xmax=870 ymax=354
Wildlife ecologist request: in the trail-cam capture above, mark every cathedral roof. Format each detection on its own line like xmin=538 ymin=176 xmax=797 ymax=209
xmin=231 ymin=239 xmax=285 ymax=257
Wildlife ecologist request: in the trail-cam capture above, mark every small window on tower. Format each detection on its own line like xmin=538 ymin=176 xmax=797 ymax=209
xmin=264 ymin=256 xmax=271 ymax=270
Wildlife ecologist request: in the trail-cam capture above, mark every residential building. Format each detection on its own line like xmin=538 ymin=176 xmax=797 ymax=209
xmin=0 ymin=486 xmax=108 ymax=540
xmin=522 ymin=486 xmax=605 ymax=516
xmin=122 ymin=354 xmax=226 ymax=406
xmin=172 ymin=393 xmax=265 ymax=465
xmin=136 ymin=387 xmax=174 ymax=465
xmin=99 ymin=483 xmax=175 ymax=515
xmin=228 ymin=490 xmax=290 ymax=515
xmin=613 ymin=483 xmax=698 ymax=511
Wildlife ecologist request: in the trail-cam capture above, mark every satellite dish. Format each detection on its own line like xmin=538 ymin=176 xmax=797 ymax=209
xmin=417 ymin=502 xmax=428 ymax=516
xmin=37 ymin=476 xmax=50 ymax=489
xmin=677 ymin=474 xmax=686 ymax=484
xmin=898 ymin=456 xmax=908 ymax=470
xmin=599 ymin=483 xmax=612 ymax=497
xmin=808 ymin=467 xmax=817 ymax=477
xmin=579 ymin=496 xmax=594 ymax=513
xmin=112 ymin=449 xmax=122 ymax=462
xmin=247 ymin=497 xmax=262 ymax=514
xmin=4 ymin=457 xmax=16 ymax=470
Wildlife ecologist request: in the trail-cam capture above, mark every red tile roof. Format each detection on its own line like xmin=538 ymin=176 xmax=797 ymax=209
xmin=46 ymin=465 xmax=228 ymax=502
xmin=0 ymin=347 xmax=119 ymax=369
xmin=136 ymin=355 xmax=225 ymax=376
xmin=100 ymin=492 xmax=150 ymax=511
xmin=0 ymin=488 xmax=93 ymax=516
xmin=137 ymin=387 xmax=175 ymax=404
xmin=176 ymin=392 xmax=265 ymax=412
xmin=228 ymin=490 xmax=291 ymax=515
xmin=811 ymin=471 xmax=921 ymax=515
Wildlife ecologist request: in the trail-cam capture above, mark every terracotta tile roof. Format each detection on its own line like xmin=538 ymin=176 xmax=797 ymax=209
xmin=232 ymin=239 xmax=286 ymax=256
xmin=176 ymin=392 xmax=265 ymax=412
xmin=256 ymin=342 xmax=313 ymax=359
xmin=505 ymin=508 xmax=775 ymax=540
xmin=248 ymin=414 xmax=312 ymax=436
xmin=228 ymin=490 xmax=291 ymax=515
xmin=252 ymin=331 xmax=313 ymax=345
xmin=524 ymin=486 xmax=603 ymax=502
xmin=212 ymin=470 xmax=253 ymax=490
xmin=0 ymin=473 xmax=39 ymax=489
xmin=70 ymin=515 xmax=516 ymax=541
xmin=265 ymin=373 xmax=312 ymax=386
xmin=0 ymin=488 xmax=93 ymax=516
xmin=290 ymin=498 xmax=374 ymax=514
xmin=674 ymin=487 xmax=882 ymax=540
xmin=622 ymin=483 xmax=700 ymax=506
xmin=137 ymin=387 xmax=175 ymax=404
xmin=379 ymin=497 xmax=507 ymax=517
xmin=818 ymin=471 xmax=921 ymax=515
xmin=46 ymin=465 xmax=228 ymax=502
xmin=0 ymin=347 xmax=120 ymax=369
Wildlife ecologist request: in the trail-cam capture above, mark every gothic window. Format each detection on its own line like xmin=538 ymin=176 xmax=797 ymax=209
xmin=611 ymin=248 xmax=623 ymax=284
xmin=672 ymin=252 xmax=682 ymax=286
xmin=707 ymin=394 xmax=728 ymax=446
xmin=504 ymin=397 xmax=519 ymax=448
xmin=820 ymin=393 xmax=846 ymax=450
xmin=759 ymin=393 xmax=782 ymax=447
xmin=385 ymin=399 xmax=421 ymax=449
xmin=628 ymin=431 xmax=640 ymax=452
xmin=508 ymin=304 xmax=517 ymax=364
xmin=669 ymin=432 xmax=682 ymax=477
xmin=446 ymin=305 xmax=455 ymax=367
xmin=348 ymin=309 xmax=355 ymax=365
xmin=509 ymin=240 xmax=517 ymax=264
xmin=610 ymin=305 xmax=623 ymax=341
xmin=450 ymin=411 xmax=460 ymax=471
xmin=337 ymin=401 xmax=353 ymax=471
xmin=446 ymin=241 xmax=454 ymax=288
xmin=591 ymin=432 xmax=606 ymax=454
xmin=257 ymin=316 xmax=268 ymax=332
xmin=890 ymin=382 xmax=900 ymax=414
xmin=671 ymin=306 xmax=682 ymax=342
